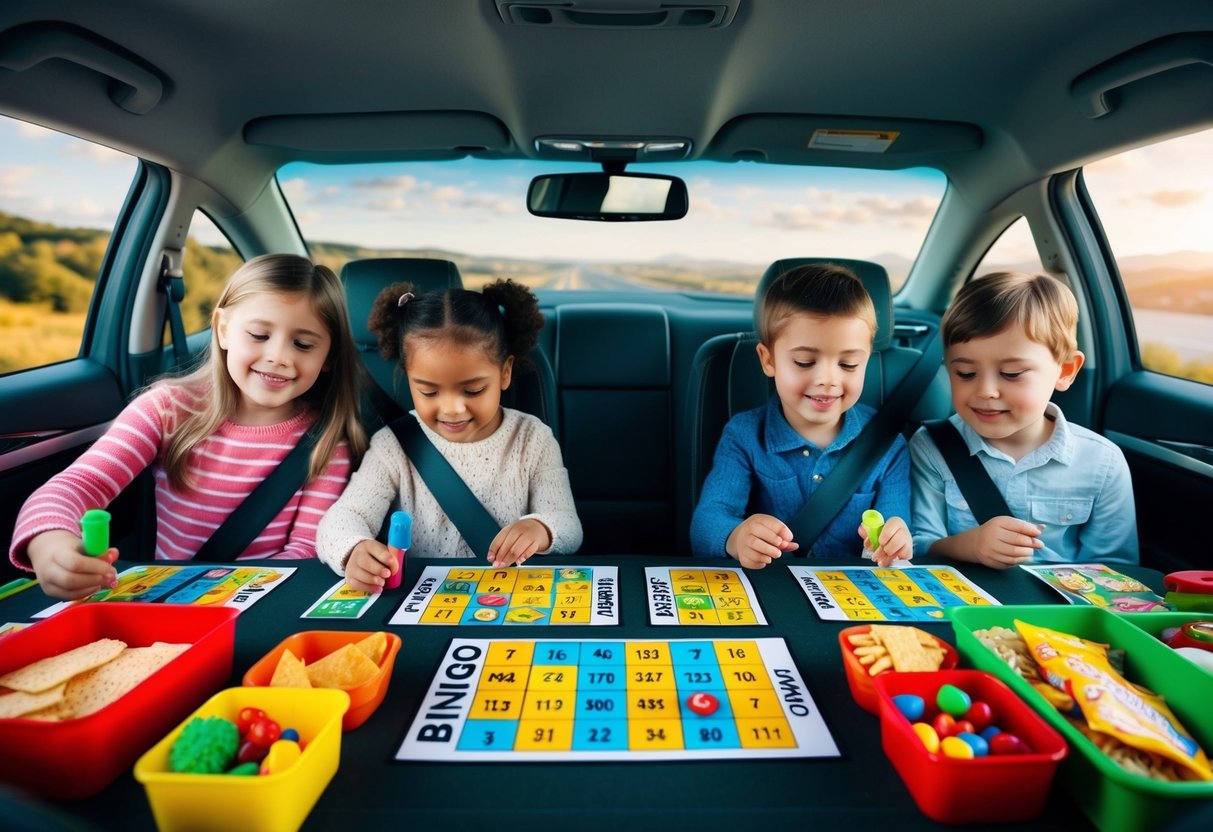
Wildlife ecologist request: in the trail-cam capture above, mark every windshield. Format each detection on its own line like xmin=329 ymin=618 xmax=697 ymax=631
xmin=280 ymin=159 xmax=945 ymax=295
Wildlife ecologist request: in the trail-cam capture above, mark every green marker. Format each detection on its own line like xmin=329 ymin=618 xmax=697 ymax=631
xmin=861 ymin=509 xmax=885 ymax=557
xmin=80 ymin=509 xmax=112 ymax=557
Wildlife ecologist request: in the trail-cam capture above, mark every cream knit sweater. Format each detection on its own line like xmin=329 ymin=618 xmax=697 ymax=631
xmin=317 ymin=408 xmax=582 ymax=570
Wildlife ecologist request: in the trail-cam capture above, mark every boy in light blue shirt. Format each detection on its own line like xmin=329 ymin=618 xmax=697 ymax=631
xmin=692 ymin=263 xmax=912 ymax=568
xmin=910 ymin=271 xmax=1138 ymax=567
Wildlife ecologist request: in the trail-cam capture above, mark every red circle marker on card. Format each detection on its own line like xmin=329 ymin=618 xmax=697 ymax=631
xmin=687 ymin=692 xmax=719 ymax=715
xmin=477 ymin=594 xmax=508 ymax=606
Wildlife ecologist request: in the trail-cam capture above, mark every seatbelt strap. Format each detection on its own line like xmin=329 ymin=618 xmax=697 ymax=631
xmin=192 ymin=428 xmax=320 ymax=562
xmin=786 ymin=331 xmax=944 ymax=553
xmin=924 ymin=419 xmax=1012 ymax=524
xmin=388 ymin=414 xmax=502 ymax=557
xmin=158 ymin=255 xmax=189 ymax=370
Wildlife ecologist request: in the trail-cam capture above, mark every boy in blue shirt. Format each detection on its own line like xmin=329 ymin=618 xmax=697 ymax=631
xmin=691 ymin=263 xmax=912 ymax=568
xmin=910 ymin=271 xmax=1138 ymax=567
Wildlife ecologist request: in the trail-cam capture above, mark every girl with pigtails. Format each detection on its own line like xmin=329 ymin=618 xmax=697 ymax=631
xmin=317 ymin=280 xmax=582 ymax=592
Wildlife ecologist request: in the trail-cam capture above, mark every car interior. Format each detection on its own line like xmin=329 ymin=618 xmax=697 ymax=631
xmin=1 ymin=0 xmax=1212 ymax=581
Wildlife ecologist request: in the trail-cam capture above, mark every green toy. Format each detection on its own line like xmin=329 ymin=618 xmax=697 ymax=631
xmin=169 ymin=717 xmax=239 ymax=774
xmin=80 ymin=509 xmax=111 ymax=557
xmin=862 ymin=509 xmax=885 ymax=555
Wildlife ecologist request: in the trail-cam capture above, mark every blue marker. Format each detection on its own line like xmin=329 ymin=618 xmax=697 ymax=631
xmin=384 ymin=511 xmax=412 ymax=589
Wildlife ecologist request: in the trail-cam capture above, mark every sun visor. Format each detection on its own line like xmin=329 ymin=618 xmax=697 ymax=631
xmin=244 ymin=110 xmax=513 ymax=160
xmin=708 ymin=114 xmax=983 ymax=167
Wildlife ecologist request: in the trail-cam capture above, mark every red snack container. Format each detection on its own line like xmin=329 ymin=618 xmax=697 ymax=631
xmin=0 ymin=602 xmax=237 ymax=799
xmin=838 ymin=624 xmax=958 ymax=714
xmin=242 ymin=630 xmax=400 ymax=730
xmin=875 ymin=669 xmax=1068 ymax=824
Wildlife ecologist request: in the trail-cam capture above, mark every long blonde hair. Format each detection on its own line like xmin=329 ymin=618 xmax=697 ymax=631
xmin=160 ymin=254 xmax=366 ymax=489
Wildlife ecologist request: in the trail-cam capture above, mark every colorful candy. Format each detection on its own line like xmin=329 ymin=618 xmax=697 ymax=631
xmin=892 ymin=694 xmax=925 ymax=721
xmin=940 ymin=735 xmax=975 ymax=759
xmin=955 ymin=731 xmax=989 ymax=757
xmin=912 ymin=722 xmax=940 ymax=753
xmin=936 ymin=683 xmax=972 ymax=716
xmin=964 ymin=700 xmax=993 ymax=732
xmin=989 ymin=732 xmax=1026 ymax=755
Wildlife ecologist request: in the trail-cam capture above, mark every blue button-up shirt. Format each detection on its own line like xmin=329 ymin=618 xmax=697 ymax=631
xmin=909 ymin=404 xmax=1138 ymax=564
xmin=691 ymin=397 xmax=911 ymax=558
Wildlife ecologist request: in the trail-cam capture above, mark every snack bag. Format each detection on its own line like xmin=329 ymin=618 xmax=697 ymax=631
xmin=1015 ymin=619 xmax=1213 ymax=781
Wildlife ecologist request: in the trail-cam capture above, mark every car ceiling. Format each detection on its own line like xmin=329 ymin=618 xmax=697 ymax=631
xmin=2 ymin=0 xmax=1213 ymax=213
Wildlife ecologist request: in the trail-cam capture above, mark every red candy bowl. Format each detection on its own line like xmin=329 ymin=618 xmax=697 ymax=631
xmin=837 ymin=625 xmax=958 ymax=714
xmin=874 ymin=669 xmax=1068 ymax=825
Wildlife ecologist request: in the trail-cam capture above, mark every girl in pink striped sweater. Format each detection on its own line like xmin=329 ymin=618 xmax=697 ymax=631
xmin=11 ymin=254 xmax=367 ymax=599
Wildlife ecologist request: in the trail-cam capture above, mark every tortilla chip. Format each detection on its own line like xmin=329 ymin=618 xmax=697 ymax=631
xmin=269 ymin=648 xmax=312 ymax=689
xmin=62 ymin=642 xmax=188 ymax=718
xmin=0 ymin=683 xmax=67 ymax=719
xmin=0 ymin=639 xmax=127 ymax=692
xmin=353 ymin=632 xmax=387 ymax=666
xmin=306 ymin=643 xmax=379 ymax=689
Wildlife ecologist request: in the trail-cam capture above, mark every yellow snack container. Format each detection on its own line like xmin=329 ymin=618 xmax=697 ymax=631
xmin=134 ymin=686 xmax=349 ymax=832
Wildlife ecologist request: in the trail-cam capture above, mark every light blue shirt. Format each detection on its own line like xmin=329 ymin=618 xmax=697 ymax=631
xmin=691 ymin=397 xmax=911 ymax=559
xmin=909 ymin=403 xmax=1138 ymax=565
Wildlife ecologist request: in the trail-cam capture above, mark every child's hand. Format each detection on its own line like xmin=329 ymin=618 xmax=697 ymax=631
xmin=972 ymin=516 xmax=1043 ymax=568
xmin=487 ymin=518 xmax=552 ymax=567
xmin=726 ymin=514 xmax=797 ymax=569
xmin=26 ymin=530 xmax=119 ymax=600
xmin=343 ymin=539 xmax=395 ymax=593
xmin=859 ymin=515 xmax=912 ymax=567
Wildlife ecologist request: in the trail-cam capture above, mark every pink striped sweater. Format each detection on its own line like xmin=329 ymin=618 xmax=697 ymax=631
xmin=9 ymin=384 xmax=351 ymax=569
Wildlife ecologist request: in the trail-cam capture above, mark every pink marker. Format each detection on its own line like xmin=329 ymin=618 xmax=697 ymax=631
xmin=384 ymin=511 xmax=412 ymax=590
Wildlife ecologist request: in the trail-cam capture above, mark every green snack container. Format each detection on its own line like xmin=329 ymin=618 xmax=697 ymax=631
xmin=949 ymin=604 xmax=1213 ymax=831
xmin=80 ymin=509 xmax=111 ymax=557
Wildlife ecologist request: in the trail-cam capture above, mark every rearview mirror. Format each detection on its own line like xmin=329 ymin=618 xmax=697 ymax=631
xmin=527 ymin=172 xmax=688 ymax=221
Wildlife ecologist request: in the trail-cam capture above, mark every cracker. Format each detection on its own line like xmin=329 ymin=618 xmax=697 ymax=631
xmin=307 ymin=643 xmax=379 ymax=689
xmin=21 ymin=700 xmax=75 ymax=721
xmin=871 ymin=625 xmax=938 ymax=672
xmin=269 ymin=648 xmax=312 ymax=689
xmin=0 ymin=683 xmax=67 ymax=719
xmin=63 ymin=642 xmax=188 ymax=717
xmin=0 ymin=639 xmax=127 ymax=692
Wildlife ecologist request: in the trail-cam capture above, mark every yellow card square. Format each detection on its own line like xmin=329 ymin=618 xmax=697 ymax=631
xmin=718 ymin=608 xmax=759 ymax=625
xmin=727 ymin=688 xmax=785 ymax=718
xmin=555 ymin=580 xmax=590 ymax=594
xmin=419 ymin=606 xmax=462 ymax=623
xmin=713 ymin=642 xmax=760 ymax=665
xmin=510 ymin=593 xmax=552 ymax=608
xmin=627 ymin=718 xmax=684 ymax=751
xmin=515 ymin=719 xmax=574 ymax=751
xmin=469 ymin=690 xmax=523 ymax=719
xmin=721 ymin=664 xmax=771 ymax=690
xmin=478 ymin=665 xmax=529 ymax=691
xmin=627 ymin=666 xmax=676 ymax=690
xmin=678 ymin=608 xmax=720 ymax=624
xmin=626 ymin=643 xmax=670 ymax=665
xmin=670 ymin=570 xmax=704 ymax=583
xmin=431 ymin=593 xmax=471 ymax=608
xmin=520 ymin=692 xmax=576 ymax=719
xmin=527 ymin=665 xmax=577 ymax=691
xmin=485 ymin=641 xmax=534 ymax=665
xmin=551 ymin=607 xmax=591 ymax=624
xmin=736 ymin=717 xmax=796 ymax=748
xmin=627 ymin=692 xmax=679 ymax=719
xmin=477 ymin=570 xmax=518 ymax=592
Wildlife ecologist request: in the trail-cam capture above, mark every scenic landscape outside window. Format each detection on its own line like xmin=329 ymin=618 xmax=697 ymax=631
xmin=0 ymin=117 xmax=136 ymax=374
xmin=1083 ymin=128 xmax=1213 ymax=385
xmin=279 ymin=160 xmax=946 ymax=295
xmin=970 ymin=217 xmax=1046 ymax=279
xmin=182 ymin=211 xmax=240 ymax=335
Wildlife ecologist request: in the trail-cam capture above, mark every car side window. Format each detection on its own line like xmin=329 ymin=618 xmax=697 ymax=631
xmin=0 ymin=116 xmax=137 ymax=375
xmin=1083 ymin=129 xmax=1213 ymax=386
xmin=971 ymin=216 xmax=1046 ymax=278
xmin=181 ymin=212 xmax=240 ymax=335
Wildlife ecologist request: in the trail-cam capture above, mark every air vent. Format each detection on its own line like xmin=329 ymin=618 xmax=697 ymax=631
xmin=496 ymin=1 xmax=740 ymax=28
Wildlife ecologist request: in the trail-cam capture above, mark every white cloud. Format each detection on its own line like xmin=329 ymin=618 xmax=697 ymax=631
xmin=15 ymin=122 xmax=55 ymax=141
xmin=279 ymin=177 xmax=311 ymax=201
xmin=64 ymin=142 xmax=131 ymax=164
xmin=352 ymin=174 xmax=418 ymax=193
